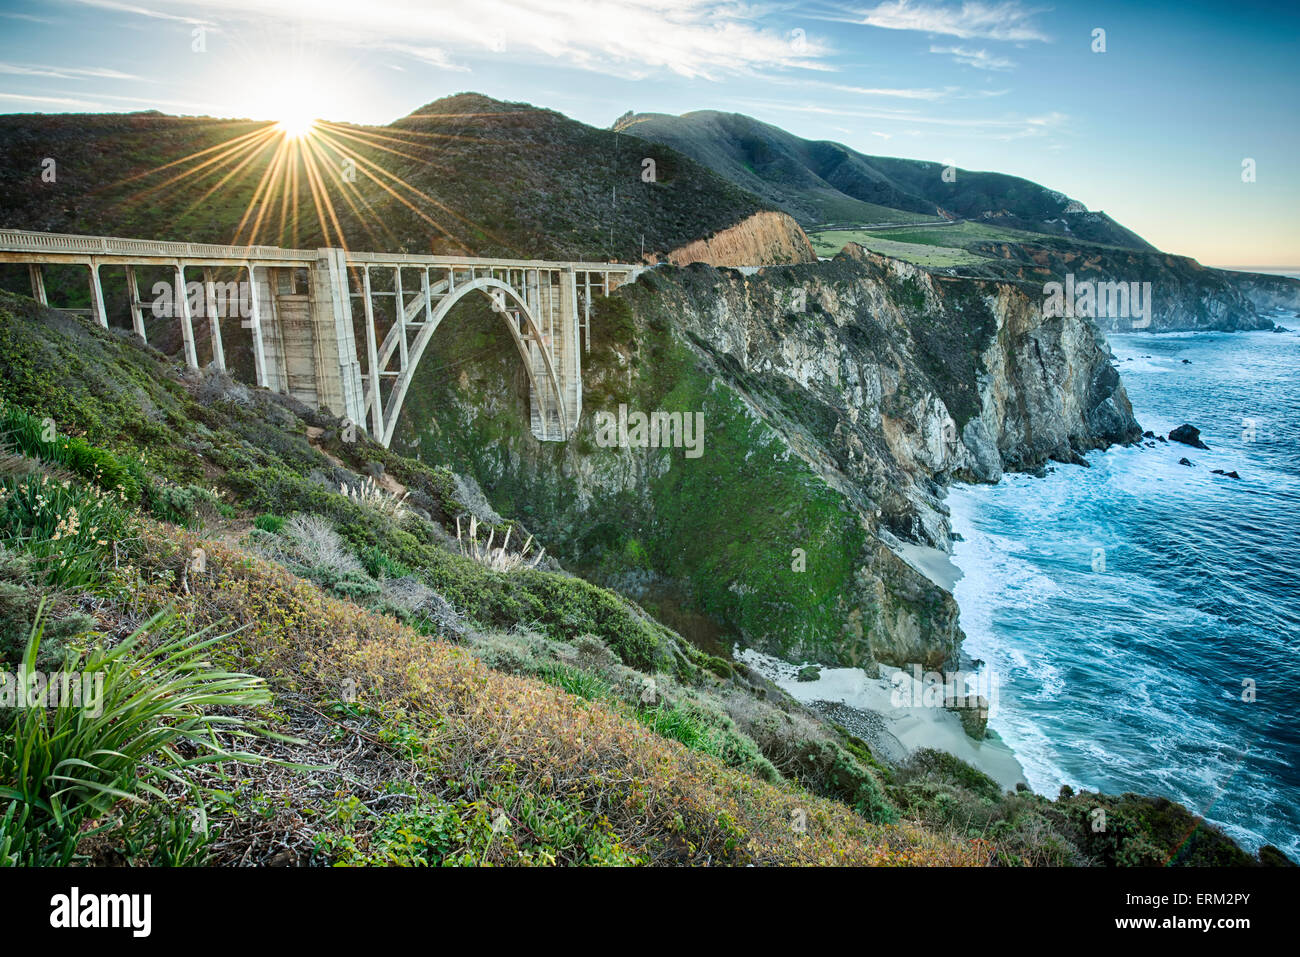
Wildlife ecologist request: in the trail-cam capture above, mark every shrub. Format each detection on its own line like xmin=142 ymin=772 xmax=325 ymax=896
xmin=359 ymin=544 xmax=411 ymax=580
xmin=339 ymin=476 xmax=409 ymax=518
xmin=0 ymin=473 xmax=132 ymax=588
xmin=145 ymin=480 xmax=198 ymax=525
xmin=0 ymin=401 xmax=140 ymax=503
xmin=0 ymin=610 xmax=272 ymax=866
xmin=253 ymin=513 xmax=285 ymax=533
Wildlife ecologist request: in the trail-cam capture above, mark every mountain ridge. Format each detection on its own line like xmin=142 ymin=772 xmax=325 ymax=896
xmin=615 ymin=109 xmax=1155 ymax=250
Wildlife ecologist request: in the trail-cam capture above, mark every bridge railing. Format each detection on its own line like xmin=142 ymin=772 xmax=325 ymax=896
xmin=0 ymin=229 xmax=642 ymax=275
xmin=0 ymin=228 xmax=309 ymax=262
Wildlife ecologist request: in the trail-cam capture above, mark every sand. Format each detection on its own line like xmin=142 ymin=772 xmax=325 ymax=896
xmin=739 ymin=648 xmax=1027 ymax=793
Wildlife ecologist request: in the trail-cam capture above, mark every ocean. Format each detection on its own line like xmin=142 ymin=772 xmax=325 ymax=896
xmin=948 ymin=309 xmax=1300 ymax=858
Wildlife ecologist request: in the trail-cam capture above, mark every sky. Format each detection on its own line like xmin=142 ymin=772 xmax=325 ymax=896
xmin=1 ymin=0 xmax=1297 ymax=266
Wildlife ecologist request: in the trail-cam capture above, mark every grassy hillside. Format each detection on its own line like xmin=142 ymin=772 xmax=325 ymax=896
xmin=0 ymin=292 xmax=1282 ymax=866
xmin=616 ymin=110 xmax=1154 ymax=250
xmin=0 ymin=94 xmax=768 ymax=263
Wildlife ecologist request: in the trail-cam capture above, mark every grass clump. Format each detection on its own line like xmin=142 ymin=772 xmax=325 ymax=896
xmin=0 ymin=610 xmax=273 ymax=866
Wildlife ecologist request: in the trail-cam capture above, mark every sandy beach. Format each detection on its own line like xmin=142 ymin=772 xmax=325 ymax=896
xmin=739 ymin=648 xmax=1028 ymax=793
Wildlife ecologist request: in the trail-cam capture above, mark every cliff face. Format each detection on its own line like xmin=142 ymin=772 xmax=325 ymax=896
xmin=662 ymin=211 xmax=816 ymax=267
xmin=393 ymin=245 xmax=1138 ymax=673
xmin=1213 ymin=268 xmax=1300 ymax=315
xmin=971 ymin=241 xmax=1275 ymax=331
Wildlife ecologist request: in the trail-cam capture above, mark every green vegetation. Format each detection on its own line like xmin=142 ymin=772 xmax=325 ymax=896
xmin=808 ymin=229 xmax=984 ymax=266
xmin=0 ymin=283 xmax=1277 ymax=867
xmin=617 ymin=110 xmax=1153 ymax=250
xmin=0 ymin=94 xmax=767 ymax=279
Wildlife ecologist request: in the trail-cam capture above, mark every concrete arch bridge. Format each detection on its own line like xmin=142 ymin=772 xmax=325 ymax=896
xmin=0 ymin=229 xmax=641 ymax=445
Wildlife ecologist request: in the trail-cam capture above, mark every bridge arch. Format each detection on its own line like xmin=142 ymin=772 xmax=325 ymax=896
xmin=379 ymin=276 xmax=568 ymax=448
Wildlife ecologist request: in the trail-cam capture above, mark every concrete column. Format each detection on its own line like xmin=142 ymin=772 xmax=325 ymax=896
xmin=256 ymin=266 xmax=288 ymax=393
xmin=125 ymin=265 xmax=146 ymax=341
xmin=88 ymin=258 xmax=108 ymax=328
xmin=565 ymin=266 xmax=581 ymax=427
xmin=28 ymin=264 xmax=47 ymax=306
xmin=394 ymin=266 xmax=408 ymax=368
xmin=360 ymin=266 xmax=384 ymax=438
xmin=245 ymin=263 xmax=269 ymax=387
xmin=175 ymin=262 xmax=198 ymax=369
xmin=203 ymin=266 xmax=225 ymax=370
xmin=583 ymin=272 xmax=591 ymax=352
xmin=309 ymin=248 xmax=366 ymax=429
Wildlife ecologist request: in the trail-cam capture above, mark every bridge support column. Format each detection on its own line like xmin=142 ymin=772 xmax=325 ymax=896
xmin=244 ymin=263 xmax=269 ymax=387
xmin=310 ymin=248 xmax=366 ymax=430
xmin=255 ymin=267 xmax=289 ymax=393
xmin=175 ymin=262 xmax=198 ymax=369
xmin=562 ymin=267 xmax=582 ymax=428
xmin=203 ymin=267 xmax=226 ymax=371
xmin=28 ymin=265 xmax=47 ymax=306
xmin=125 ymin=265 xmax=146 ymax=341
xmin=360 ymin=266 xmax=385 ymax=439
xmin=87 ymin=258 xmax=107 ymax=328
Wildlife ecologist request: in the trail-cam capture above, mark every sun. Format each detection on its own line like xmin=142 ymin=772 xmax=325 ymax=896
xmin=275 ymin=113 xmax=317 ymax=139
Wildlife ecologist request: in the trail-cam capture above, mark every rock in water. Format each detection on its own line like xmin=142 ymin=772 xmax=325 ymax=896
xmin=1179 ymin=457 xmax=1194 ymax=467
xmin=1169 ymin=423 xmax=1210 ymax=449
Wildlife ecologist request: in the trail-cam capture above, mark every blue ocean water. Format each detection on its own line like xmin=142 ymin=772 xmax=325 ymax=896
xmin=949 ymin=311 xmax=1300 ymax=858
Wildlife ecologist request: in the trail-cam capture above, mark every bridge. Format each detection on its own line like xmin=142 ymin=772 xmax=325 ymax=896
xmin=0 ymin=229 xmax=641 ymax=446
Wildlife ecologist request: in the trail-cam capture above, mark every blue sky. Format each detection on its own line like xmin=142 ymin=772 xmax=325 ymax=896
xmin=1 ymin=0 xmax=1296 ymax=265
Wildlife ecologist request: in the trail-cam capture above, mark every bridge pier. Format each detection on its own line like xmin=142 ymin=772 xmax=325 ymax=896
xmin=175 ymin=263 xmax=199 ymax=369
xmin=124 ymin=265 xmax=146 ymax=341
xmin=307 ymin=248 xmax=366 ymax=429
xmin=87 ymin=259 xmax=107 ymax=328
xmin=28 ymin=264 xmax=47 ymax=306
xmin=202 ymin=267 xmax=226 ymax=371
xmin=244 ymin=263 xmax=270 ymax=388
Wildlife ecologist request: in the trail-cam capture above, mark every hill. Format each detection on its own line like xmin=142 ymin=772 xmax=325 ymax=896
xmin=0 ymin=94 xmax=770 ymax=263
xmin=0 ymin=284 xmax=1283 ymax=867
xmin=614 ymin=110 xmax=1154 ymax=249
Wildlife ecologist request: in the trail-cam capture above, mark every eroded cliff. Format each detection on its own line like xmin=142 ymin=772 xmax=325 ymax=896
xmin=661 ymin=210 xmax=816 ymax=268
xmin=394 ymin=244 xmax=1139 ymax=674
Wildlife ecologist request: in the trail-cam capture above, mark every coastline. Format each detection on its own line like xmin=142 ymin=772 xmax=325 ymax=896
xmin=738 ymin=648 xmax=1028 ymax=793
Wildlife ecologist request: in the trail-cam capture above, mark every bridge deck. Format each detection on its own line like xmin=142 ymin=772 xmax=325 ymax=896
xmin=0 ymin=229 xmax=641 ymax=448
xmin=0 ymin=228 xmax=640 ymax=274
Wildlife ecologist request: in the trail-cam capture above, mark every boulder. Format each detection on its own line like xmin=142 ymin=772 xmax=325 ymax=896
xmin=1169 ymin=423 xmax=1209 ymax=449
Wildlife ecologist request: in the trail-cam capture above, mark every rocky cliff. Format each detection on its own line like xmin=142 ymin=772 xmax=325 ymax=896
xmin=661 ymin=210 xmax=816 ymax=267
xmin=970 ymin=240 xmax=1277 ymax=332
xmin=1212 ymin=268 xmax=1300 ymax=315
xmin=392 ymin=243 xmax=1139 ymax=675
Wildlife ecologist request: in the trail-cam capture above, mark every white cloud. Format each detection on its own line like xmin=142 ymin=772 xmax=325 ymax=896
xmin=0 ymin=63 xmax=142 ymax=81
xmin=66 ymin=0 xmax=835 ymax=80
xmin=734 ymin=96 xmax=1067 ymax=141
xmin=830 ymin=84 xmax=946 ymax=100
xmin=857 ymin=0 xmax=1050 ymax=42
xmin=929 ymin=44 xmax=1015 ymax=70
xmin=0 ymin=92 xmax=109 ymax=108
xmin=376 ymin=44 xmax=470 ymax=73
xmin=70 ymin=0 xmax=211 ymax=25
